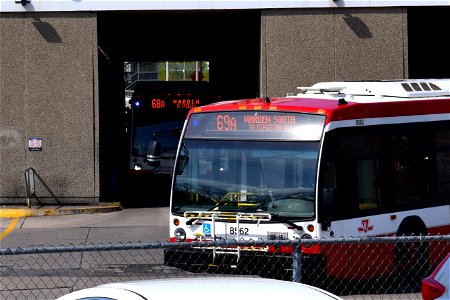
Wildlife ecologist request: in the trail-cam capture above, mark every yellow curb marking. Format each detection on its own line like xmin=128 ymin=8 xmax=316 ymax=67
xmin=0 ymin=218 xmax=19 ymax=241
xmin=0 ymin=209 xmax=34 ymax=219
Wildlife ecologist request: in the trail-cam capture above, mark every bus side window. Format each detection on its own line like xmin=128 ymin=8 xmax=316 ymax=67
xmin=338 ymin=130 xmax=384 ymax=215
xmin=322 ymin=161 xmax=337 ymax=223
xmin=437 ymin=150 xmax=450 ymax=202
xmin=323 ymin=161 xmax=336 ymax=189
xmin=393 ymin=132 xmax=428 ymax=205
xmin=356 ymin=159 xmax=380 ymax=210
xmin=436 ymin=130 xmax=450 ymax=203
xmin=319 ymin=135 xmax=338 ymax=223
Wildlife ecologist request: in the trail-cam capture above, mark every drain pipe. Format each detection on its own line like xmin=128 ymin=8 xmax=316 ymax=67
xmin=24 ymin=168 xmax=36 ymax=208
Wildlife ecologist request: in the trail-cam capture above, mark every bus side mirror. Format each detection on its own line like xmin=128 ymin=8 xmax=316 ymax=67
xmin=147 ymin=140 xmax=161 ymax=167
xmin=320 ymin=188 xmax=336 ymax=231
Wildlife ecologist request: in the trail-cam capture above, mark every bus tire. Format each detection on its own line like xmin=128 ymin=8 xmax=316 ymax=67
xmin=394 ymin=215 xmax=430 ymax=290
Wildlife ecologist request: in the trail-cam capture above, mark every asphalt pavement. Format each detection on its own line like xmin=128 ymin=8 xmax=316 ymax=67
xmin=0 ymin=203 xmax=170 ymax=247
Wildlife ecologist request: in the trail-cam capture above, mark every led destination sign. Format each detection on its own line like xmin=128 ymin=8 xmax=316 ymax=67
xmin=135 ymin=97 xmax=201 ymax=110
xmin=186 ymin=111 xmax=325 ymax=140
xmin=172 ymin=98 xmax=200 ymax=109
xmin=217 ymin=114 xmax=297 ymax=131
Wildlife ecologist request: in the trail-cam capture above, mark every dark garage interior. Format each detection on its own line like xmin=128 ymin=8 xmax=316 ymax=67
xmin=97 ymin=10 xmax=261 ymax=207
xmin=407 ymin=7 xmax=450 ymax=79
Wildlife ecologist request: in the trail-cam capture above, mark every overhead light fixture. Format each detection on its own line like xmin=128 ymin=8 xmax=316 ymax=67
xmin=15 ymin=0 xmax=30 ymax=5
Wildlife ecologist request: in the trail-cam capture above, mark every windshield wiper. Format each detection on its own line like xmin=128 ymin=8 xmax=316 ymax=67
xmin=186 ymin=218 xmax=198 ymax=225
xmin=270 ymin=213 xmax=303 ymax=231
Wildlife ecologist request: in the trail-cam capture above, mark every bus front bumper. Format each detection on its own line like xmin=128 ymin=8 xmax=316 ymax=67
xmin=163 ymin=247 xmax=326 ymax=281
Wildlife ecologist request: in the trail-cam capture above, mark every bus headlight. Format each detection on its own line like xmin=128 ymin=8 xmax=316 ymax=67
xmin=134 ymin=164 xmax=142 ymax=171
xmin=174 ymin=228 xmax=186 ymax=242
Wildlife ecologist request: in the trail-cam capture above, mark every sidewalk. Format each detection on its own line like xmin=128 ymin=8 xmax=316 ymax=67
xmin=0 ymin=202 xmax=123 ymax=218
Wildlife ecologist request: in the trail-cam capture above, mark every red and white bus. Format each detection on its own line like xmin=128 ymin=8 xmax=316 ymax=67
xmin=162 ymin=79 xmax=450 ymax=281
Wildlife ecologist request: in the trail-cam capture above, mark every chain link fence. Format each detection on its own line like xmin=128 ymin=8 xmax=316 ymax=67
xmin=1 ymin=235 xmax=449 ymax=300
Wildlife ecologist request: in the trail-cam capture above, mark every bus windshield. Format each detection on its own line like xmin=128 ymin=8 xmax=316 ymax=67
xmin=172 ymin=139 xmax=320 ymax=219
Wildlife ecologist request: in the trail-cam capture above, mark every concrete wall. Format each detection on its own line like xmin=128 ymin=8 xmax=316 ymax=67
xmin=0 ymin=12 xmax=99 ymax=205
xmin=0 ymin=8 xmax=408 ymax=205
xmin=261 ymin=7 xmax=407 ymax=97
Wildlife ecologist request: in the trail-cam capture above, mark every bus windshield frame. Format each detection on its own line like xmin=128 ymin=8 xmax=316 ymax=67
xmin=171 ymin=111 xmax=325 ymax=220
xmin=185 ymin=111 xmax=325 ymax=140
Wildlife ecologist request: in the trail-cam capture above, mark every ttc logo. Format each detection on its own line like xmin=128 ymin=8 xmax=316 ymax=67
xmin=357 ymin=219 xmax=374 ymax=233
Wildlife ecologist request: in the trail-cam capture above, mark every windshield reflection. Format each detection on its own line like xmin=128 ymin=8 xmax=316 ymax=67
xmin=172 ymin=140 xmax=319 ymax=219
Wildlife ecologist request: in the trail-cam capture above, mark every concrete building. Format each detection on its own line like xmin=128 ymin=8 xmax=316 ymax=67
xmin=1 ymin=1 xmax=449 ymax=206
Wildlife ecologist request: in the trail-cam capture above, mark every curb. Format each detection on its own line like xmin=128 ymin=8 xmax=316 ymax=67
xmin=0 ymin=202 xmax=123 ymax=218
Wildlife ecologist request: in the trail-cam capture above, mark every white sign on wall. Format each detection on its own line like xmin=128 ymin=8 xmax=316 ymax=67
xmin=28 ymin=138 xmax=42 ymax=151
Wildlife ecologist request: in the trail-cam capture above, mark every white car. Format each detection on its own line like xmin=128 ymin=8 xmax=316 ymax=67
xmin=421 ymin=253 xmax=450 ymax=300
xmin=55 ymin=277 xmax=344 ymax=300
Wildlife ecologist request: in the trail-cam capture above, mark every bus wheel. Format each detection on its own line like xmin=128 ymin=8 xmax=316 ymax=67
xmin=393 ymin=215 xmax=430 ymax=292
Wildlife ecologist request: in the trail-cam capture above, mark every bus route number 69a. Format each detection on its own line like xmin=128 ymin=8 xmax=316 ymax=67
xmin=217 ymin=115 xmax=237 ymax=131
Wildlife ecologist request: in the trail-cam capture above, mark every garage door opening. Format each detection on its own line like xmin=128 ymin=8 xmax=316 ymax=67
xmin=97 ymin=10 xmax=261 ymax=207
